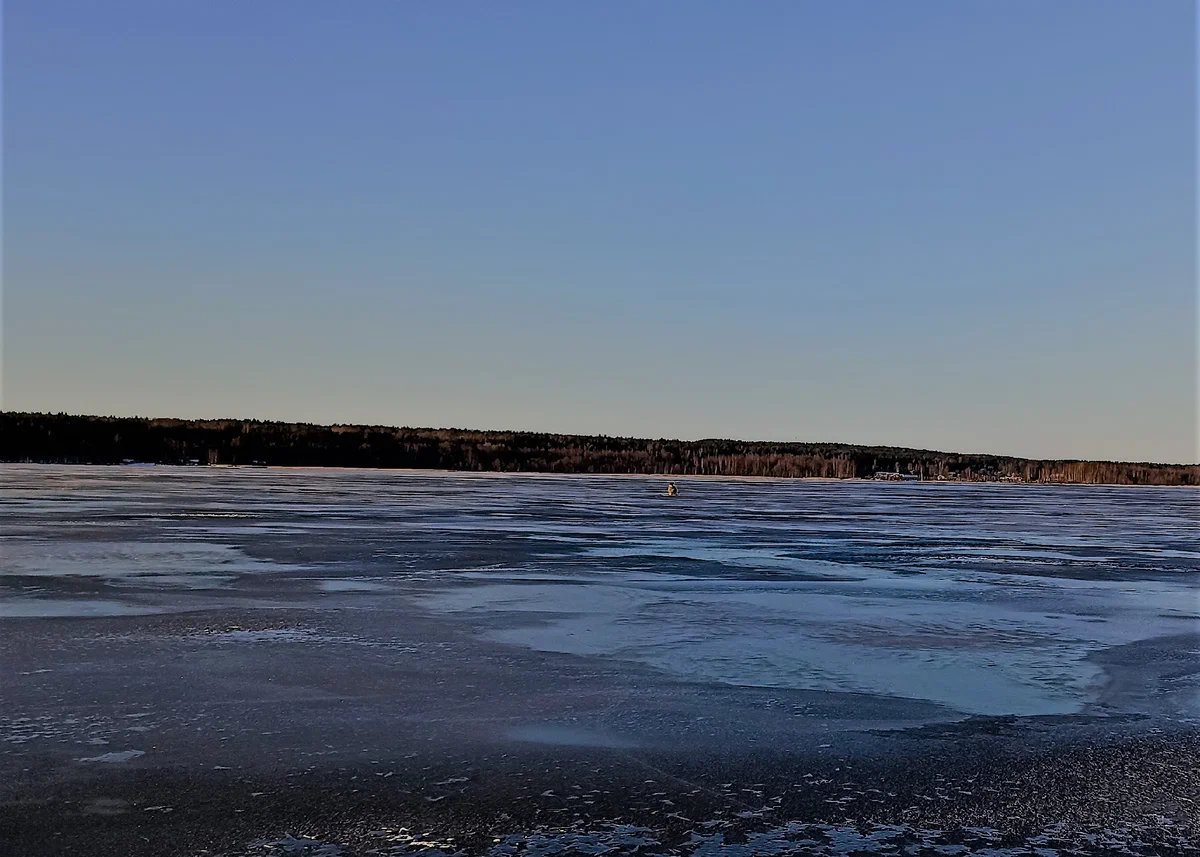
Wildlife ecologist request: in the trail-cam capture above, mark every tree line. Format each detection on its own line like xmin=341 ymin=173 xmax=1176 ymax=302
xmin=3 ymin=412 xmax=1197 ymax=486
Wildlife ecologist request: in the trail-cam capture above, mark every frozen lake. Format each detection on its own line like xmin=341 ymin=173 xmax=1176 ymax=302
xmin=2 ymin=465 xmax=1198 ymax=855
xmin=4 ymin=466 xmax=1197 ymax=719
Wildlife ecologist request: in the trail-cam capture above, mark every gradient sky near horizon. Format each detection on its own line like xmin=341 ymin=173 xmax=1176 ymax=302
xmin=3 ymin=1 xmax=1196 ymax=462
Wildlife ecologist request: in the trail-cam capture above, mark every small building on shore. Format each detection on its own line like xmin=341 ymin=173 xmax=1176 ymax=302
xmin=873 ymin=471 xmax=921 ymax=481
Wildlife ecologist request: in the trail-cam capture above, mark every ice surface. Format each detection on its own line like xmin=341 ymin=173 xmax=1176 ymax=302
xmin=507 ymin=724 xmax=640 ymax=748
xmin=318 ymin=579 xmax=389 ymax=592
xmin=235 ymin=820 xmax=1196 ymax=857
xmin=0 ymin=599 xmax=165 ymax=618
xmin=78 ymin=749 xmax=145 ymax=763
xmin=2 ymin=465 xmax=1196 ymax=721
xmin=2 ymin=540 xmax=289 ymax=582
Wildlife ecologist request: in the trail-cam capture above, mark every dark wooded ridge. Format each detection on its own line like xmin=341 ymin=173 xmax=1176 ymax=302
xmin=3 ymin=412 xmax=1197 ymax=485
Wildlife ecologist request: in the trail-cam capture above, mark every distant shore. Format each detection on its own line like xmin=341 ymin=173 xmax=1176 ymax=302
xmin=11 ymin=462 xmax=1200 ymax=489
xmin=3 ymin=412 xmax=1197 ymax=486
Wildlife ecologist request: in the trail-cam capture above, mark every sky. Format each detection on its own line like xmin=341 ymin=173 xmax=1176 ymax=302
xmin=3 ymin=1 xmax=1196 ymax=463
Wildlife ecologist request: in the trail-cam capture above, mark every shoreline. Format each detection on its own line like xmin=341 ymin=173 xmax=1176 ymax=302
xmin=4 ymin=461 xmax=1197 ymax=488
xmin=7 ymin=414 xmax=1196 ymax=487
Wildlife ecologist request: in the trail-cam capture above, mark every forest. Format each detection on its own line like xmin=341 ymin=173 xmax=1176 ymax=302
xmin=3 ymin=412 xmax=1197 ymax=485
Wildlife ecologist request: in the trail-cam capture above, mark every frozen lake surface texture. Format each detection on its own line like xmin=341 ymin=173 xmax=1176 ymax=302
xmin=1 ymin=465 xmax=1198 ymax=856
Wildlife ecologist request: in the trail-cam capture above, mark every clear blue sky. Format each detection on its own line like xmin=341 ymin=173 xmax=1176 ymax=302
xmin=3 ymin=1 xmax=1196 ymax=462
